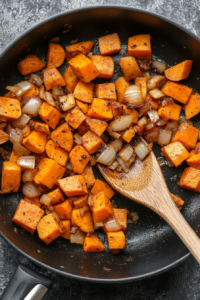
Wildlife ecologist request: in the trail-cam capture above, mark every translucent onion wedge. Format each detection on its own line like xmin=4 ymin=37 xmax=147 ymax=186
xmin=124 ymin=85 xmax=144 ymax=106
xmin=110 ymin=138 xmax=123 ymax=152
xmin=149 ymin=89 xmax=165 ymax=99
xmin=147 ymin=75 xmax=166 ymax=90
xmin=40 ymin=194 xmax=52 ymax=206
xmin=135 ymin=142 xmax=152 ymax=160
xmin=44 ymin=91 xmax=56 ymax=106
xmin=22 ymin=182 xmax=40 ymax=198
xmin=13 ymin=142 xmax=31 ymax=156
xmin=9 ymin=128 xmax=23 ymax=144
xmin=70 ymin=229 xmax=86 ymax=245
xmin=30 ymin=74 xmax=43 ymax=87
xmin=165 ymin=121 xmax=178 ymax=131
xmin=15 ymin=81 xmax=33 ymax=96
xmin=52 ymin=86 xmax=64 ymax=96
xmin=104 ymin=218 xmax=122 ymax=232
xmin=17 ymin=156 xmax=35 ymax=169
xmin=60 ymin=94 xmax=75 ymax=111
xmin=152 ymin=60 xmax=168 ymax=74
xmin=116 ymin=156 xmax=129 ymax=173
xmin=11 ymin=114 xmax=30 ymax=129
xmin=22 ymin=97 xmax=42 ymax=116
xmin=108 ymin=160 xmax=119 ymax=170
xmin=74 ymin=133 xmax=82 ymax=144
xmin=90 ymin=155 xmax=96 ymax=166
xmin=145 ymin=131 xmax=159 ymax=143
xmin=138 ymin=116 xmax=147 ymax=127
xmin=158 ymin=130 xmax=172 ymax=146
xmin=109 ymin=115 xmax=133 ymax=132
xmin=6 ymin=85 xmax=21 ymax=93
xmin=96 ymin=145 xmax=116 ymax=166
xmin=147 ymin=110 xmax=159 ymax=123
xmin=119 ymin=145 xmax=134 ymax=163
xmin=22 ymin=169 xmax=37 ymax=182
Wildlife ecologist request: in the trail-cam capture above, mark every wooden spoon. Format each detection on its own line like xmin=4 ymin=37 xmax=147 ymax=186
xmin=97 ymin=140 xmax=200 ymax=264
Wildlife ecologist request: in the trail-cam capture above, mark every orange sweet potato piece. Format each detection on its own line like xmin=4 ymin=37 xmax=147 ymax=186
xmin=1 ymin=161 xmax=21 ymax=193
xmin=87 ymin=98 xmax=113 ymax=121
xmin=37 ymin=213 xmax=62 ymax=244
xmin=161 ymin=142 xmax=189 ymax=167
xmin=0 ymin=97 xmax=21 ymax=120
xmin=45 ymin=140 xmax=69 ymax=166
xmin=179 ymin=167 xmax=200 ymax=193
xmin=128 ymin=34 xmax=151 ymax=60
xmin=17 ymin=55 xmax=45 ymax=75
xmin=83 ymin=234 xmax=105 ymax=252
xmin=47 ymin=188 xmax=65 ymax=205
xmin=34 ymin=158 xmax=66 ymax=189
xmin=34 ymin=122 xmax=50 ymax=134
xmin=47 ymin=43 xmax=65 ymax=68
xmin=158 ymin=103 xmax=181 ymax=122
xmin=98 ymin=33 xmax=121 ymax=55
xmin=12 ymin=200 xmax=44 ymax=233
xmin=76 ymin=100 xmax=89 ymax=115
xmin=107 ymin=231 xmax=125 ymax=250
xmin=186 ymin=151 xmax=200 ymax=170
xmin=77 ymin=120 xmax=90 ymax=136
xmin=151 ymin=99 xmax=159 ymax=110
xmin=85 ymin=118 xmax=108 ymax=137
xmin=82 ymin=130 xmax=104 ymax=154
xmin=184 ymin=93 xmax=200 ymax=119
xmin=63 ymin=65 xmax=79 ymax=93
xmin=23 ymin=196 xmax=42 ymax=208
xmin=65 ymin=41 xmax=94 ymax=61
xmin=165 ymin=60 xmax=193 ymax=81
xmin=115 ymin=77 xmax=131 ymax=103
xmin=65 ymin=106 xmax=86 ymax=129
xmin=111 ymin=102 xmax=123 ymax=118
xmin=91 ymin=179 xmax=115 ymax=199
xmin=95 ymin=83 xmax=117 ymax=101
xmin=172 ymin=123 xmax=199 ymax=150
xmin=69 ymin=145 xmax=90 ymax=174
xmin=90 ymin=55 xmax=114 ymax=78
xmin=21 ymin=86 xmax=39 ymax=101
xmin=43 ymin=67 xmax=65 ymax=90
xmin=71 ymin=208 xmax=94 ymax=233
xmin=69 ymin=54 xmax=99 ymax=83
xmin=123 ymin=105 xmax=139 ymax=123
xmin=74 ymin=81 xmax=94 ymax=103
xmin=170 ymin=193 xmax=184 ymax=210
xmin=61 ymin=220 xmax=71 ymax=239
xmin=22 ymin=131 xmax=47 ymax=154
xmin=4 ymin=91 xmax=21 ymax=101
xmin=73 ymin=195 xmax=88 ymax=209
xmin=161 ymin=81 xmax=192 ymax=104
xmin=58 ymin=175 xmax=88 ymax=197
xmin=81 ymin=166 xmax=95 ymax=189
xmin=38 ymin=102 xmax=61 ymax=129
xmin=9 ymin=151 xmax=20 ymax=163
xmin=119 ymin=57 xmax=142 ymax=81
xmin=53 ymin=199 xmax=73 ymax=219
xmin=122 ymin=126 xmax=136 ymax=143
xmin=114 ymin=208 xmax=128 ymax=231
xmin=90 ymin=191 xmax=113 ymax=224
xmin=0 ymin=130 xmax=9 ymax=144
xmin=135 ymin=77 xmax=147 ymax=99
xmin=51 ymin=122 xmax=73 ymax=152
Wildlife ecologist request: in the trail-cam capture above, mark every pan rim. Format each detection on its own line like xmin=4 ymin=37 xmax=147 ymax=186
xmin=0 ymin=4 xmax=197 ymax=282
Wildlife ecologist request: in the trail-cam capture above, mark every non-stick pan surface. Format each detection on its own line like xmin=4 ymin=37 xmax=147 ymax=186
xmin=1 ymin=6 xmax=200 ymax=283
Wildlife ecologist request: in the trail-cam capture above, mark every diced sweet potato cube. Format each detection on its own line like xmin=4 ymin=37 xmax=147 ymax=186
xmin=53 ymin=200 xmax=73 ymax=220
xmin=69 ymin=145 xmax=90 ymax=174
xmin=107 ymin=231 xmax=125 ymax=250
xmin=82 ymin=130 xmax=104 ymax=154
xmin=4 ymin=91 xmax=21 ymax=101
xmin=91 ymin=179 xmax=115 ymax=199
xmin=63 ymin=65 xmax=79 ymax=93
xmin=74 ymin=81 xmax=94 ymax=104
xmin=161 ymin=81 xmax=192 ymax=104
xmin=38 ymin=102 xmax=61 ymax=129
xmin=9 ymin=151 xmax=20 ymax=163
xmin=21 ymin=86 xmax=39 ymax=101
xmin=90 ymin=191 xmax=113 ymax=224
xmin=170 ymin=193 xmax=184 ymax=210
xmin=22 ymin=131 xmax=47 ymax=154
xmin=23 ymin=196 xmax=42 ymax=208
xmin=179 ymin=167 xmax=200 ymax=192
xmin=119 ymin=57 xmax=141 ymax=81
xmin=128 ymin=34 xmax=151 ymax=61
xmin=123 ymin=105 xmax=139 ymax=123
xmin=184 ymin=93 xmax=200 ymax=119
xmin=17 ymin=55 xmax=45 ymax=75
xmin=85 ymin=118 xmax=108 ymax=137
xmin=73 ymin=195 xmax=88 ymax=209
xmin=65 ymin=106 xmax=86 ymax=129
xmin=69 ymin=54 xmax=99 ymax=83
xmin=165 ymin=60 xmax=193 ymax=81
xmin=115 ymin=77 xmax=131 ymax=103
xmin=95 ymin=83 xmax=117 ymax=101
xmin=98 ymin=33 xmax=121 ymax=55
xmin=34 ymin=158 xmax=66 ymax=189
xmin=0 ymin=97 xmax=21 ymax=120
xmin=47 ymin=43 xmax=65 ymax=68
xmin=151 ymin=99 xmax=159 ymax=110
xmin=43 ymin=67 xmax=65 ymax=90
xmin=45 ymin=140 xmax=69 ymax=166
xmin=37 ymin=213 xmax=62 ymax=244
xmin=61 ymin=220 xmax=71 ymax=239
xmin=114 ymin=208 xmax=128 ymax=231
xmin=172 ymin=123 xmax=199 ymax=150
xmin=135 ymin=77 xmax=147 ymax=99
xmin=161 ymin=142 xmax=189 ymax=167
xmin=1 ymin=161 xmax=21 ymax=192
xmin=122 ymin=126 xmax=136 ymax=143
xmin=87 ymin=98 xmax=113 ymax=121
xmin=47 ymin=188 xmax=65 ymax=205
xmin=65 ymin=41 xmax=94 ymax=61
xmin=76 ymin=100 xmax=89 ymax=115
xmin=58 ymin=175 xmax=88 ymax=197
xmin=51 ymin=122 xmax=73 ymax=152
xmin=0 ymin=130 xmax=9 ymax=144
xmin=34 ymin=122 xmax=50 ymax=134
xmin=90 ymin=55 xmax=114 ymax=78
xmin=83 ymin=234 xmax=105 ymax=252
xmin=111 ymin=102 xmax=123 ymax=118
xmin=77 ymin=120 xmax=90 ymax=135
xmin=158 ymin=103 xmax=181 ymax=122
xmin=71 ymin=208 xmax=94 ymax=233
xmin=186 ymin=151 xmax=200 ymax=170
xmin=81 ymin=166 xmax=95 ymax=189
xmin=12 ymin=200 xmax=44 ymax=233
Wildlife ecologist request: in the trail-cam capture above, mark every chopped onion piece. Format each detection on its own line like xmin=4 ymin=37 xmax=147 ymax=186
xmin=126 ymin=154 xmax=136 ymax=167
xmin=145 ymin=122 xmax=154 ymax=131
xmin=5 ymin=122 xmax=13 ymax=134
xmin=9 ymin=128 xmax=23 ymax=144
xmin=109 ymin=115 xmax=133 ymax=132
xmin=152 ymin=60 xmax=168 ymax=74
xmin=156 ymin=118 xmax=166 ymax=126
xmin=17 ymin=156 xmax=35 ymax=169
xmin=90 ymin=155 xmax=96 ymax=166
xmin=22 ymin=182 xmax=40 ymax=198
xmin=66 ymin=162 xmax=72 ymax=170
xmin=147 ymin=75 xmax=165 ymax=90
xmin=96 ymin=144 xmax=116 ymax=165
xmin=52 ymin=211 xmax=60 ymax=223
xmin=157 ymin=157 xmax=166 ymax=167
xmin=79 ymin=205 xmax=90 ymax=217
xmin=110 ymin=138 xmax=123 ymax=152
xmin=119 ymin=145 xmax=134 ymax=163
xmin=165 ymin=121 xmax=178 ymax=131
xmin=138 ymin=116 xmax=147 ymax=127
xmin=104 ymin=218 xmax=122 ymax=232
xmin=52 ymin=86 xmax=64 ymax=96
xmin=70 ymin=229 xmax=85 ymax=245
xmin=142 ymin=71 xmax=151 ymax=80
xmin=128 ymin=211 xmax=139 ymax=224
xmin=22 ymin=125 xmax=31 ymax=137
xmin=166 ymin=159 xmax=174 ymax=168
xmin=39 ymin=85 xmax=45 ymax=99
xmin=74 ymin=133 xmax=82 ymax=144
xmin=158 ymin=130 xmax=172 ymax=146
xmin=116 ymin=156 xmax=129 ymax=173
xmin=6 ymin=85 xmax=21 ymax=93
xmin=30 ymin=74 xmax=43 ymax=87
xmin=45 ymin=204 xmax=54 ymax=215
xmin=40 ymin=194 xmax=52 ymax=206
xmin=124 ymin=85 xmax=144 ymax=106
xmin=44 ymin=91 xmax=56 ymax=106
xmin=107 ymin=127 xmax=121 ymax=139
xmin=149 ymin=89 xmax=165 ymax=99
xmin=145 ymin=130 xmax=159 ymax=143
xmin=13 ymin=142 xmax=31 ymax=156
xmin=135 ymin=142 xmax=152 ymax=160
xmin=94 ymin=222 xmax=103 ymax=230
xmin=22 ymin=97 xmax=42 ymax=116
xmin=60 ymin=94 xmax=75 ymax=111
xmin=11 ymin=114 xmax=30 ymax=129
xmin=147 ymin=110 xmax=159 ymax=123
xmin=87 ymin=194 xmax=93 ymax=206
xmin=15 ymin=81 xmax=33 ymax=96
xmin=178 ymin=114 xmax=187 ymax=125
xmin=22 ymin=169 xmax=37 ymax=182
xmin=108 ymin=160 xmax=119 ymax=170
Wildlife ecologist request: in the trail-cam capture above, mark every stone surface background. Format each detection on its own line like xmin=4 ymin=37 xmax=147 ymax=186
xmin=0 ymin=0 xmax=200 ymax=299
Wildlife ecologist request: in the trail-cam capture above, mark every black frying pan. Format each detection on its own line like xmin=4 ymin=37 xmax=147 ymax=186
xmin=1 ymin=5 xmax=200 ymax=299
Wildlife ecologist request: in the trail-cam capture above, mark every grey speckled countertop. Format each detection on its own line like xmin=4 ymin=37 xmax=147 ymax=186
xmin=1 ymin=1 xmax=200 ymax=299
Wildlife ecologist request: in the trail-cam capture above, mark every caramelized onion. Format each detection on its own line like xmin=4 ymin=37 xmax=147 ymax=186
xmin=124 ymin=85 xmax=144 ymax=106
